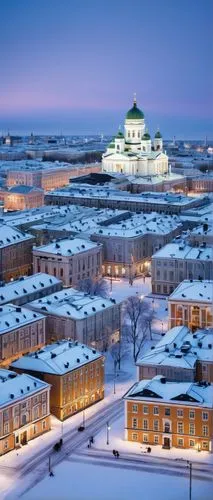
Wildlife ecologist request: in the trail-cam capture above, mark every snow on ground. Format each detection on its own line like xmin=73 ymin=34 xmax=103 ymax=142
xmin=90 ymin=413 xmax=213 ymax=465
xmin=20 ymin=460 xmax=213 ymax=500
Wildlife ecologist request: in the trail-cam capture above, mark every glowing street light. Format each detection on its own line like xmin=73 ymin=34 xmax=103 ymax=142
xmin=106 ymin=421 xmax=111 ymax=445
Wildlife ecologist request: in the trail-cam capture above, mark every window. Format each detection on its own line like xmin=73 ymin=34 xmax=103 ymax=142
xmin=60 ymin=268 xmax=63 ymax=277
xmin=189 ymin=440 xmax=195 ymax=447
xmin=154 ymin=435 xmax=159 ymax=444
xmin=132 ymin=404 xmax=138 ymax=413
xmin=4 ymin=422 xmax=9 ymax=434
xmin=143 ymin=419 xmax=148 ymax=430
xmin=13 ymin=416 xmax=19 ymax=429
xmin=4 ymin=440 xmax=8 ymax=450
xmin=189 ymin=410 xmax=195 ymax=419
xmin=143 ymin=406 xmax=149 ymax=414
xmin=132 ymin=418 xmax=138 ymax=429
xmin=164 ymin=422 xmax=170 ymax=433
xmin=154 ymin=420 xmax=159 ymax=431
xmin=153 ymin=407 xmax=159 ymax=415
xmin=203 ymin=425 xmax=208 ymax=437
xmin=33 ymin=425 xmax=37 ymax=435
xmin=178 ymin=438 xmax=184 ymax=447
xmin=202 ymin=441 xmax=209 ymax=450
xmin=42 ymin=403 xmax=46 ymax=416
xmin=189 ymin=423 xmax=195 ymax=435
xmin=177 ymin=422 xmax=183 ymax=434
xmin=177 ymin=409 xmax=183 ymax=418
xmin=202 ymin=412 xmax=208 ymax=421
xmin=143 ymin=434 xmax=148 ymax=443
xmin=165 ymin=408 xmax=170 ymax=416
xmin=42 ymin=420 xmax=46 ymax=430
xmin=132 ymin=433 xmax=138 ymax=441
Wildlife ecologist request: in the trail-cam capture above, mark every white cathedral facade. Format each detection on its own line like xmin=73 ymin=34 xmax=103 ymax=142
xmin=102 ymin=96 xmax=168 ymax=177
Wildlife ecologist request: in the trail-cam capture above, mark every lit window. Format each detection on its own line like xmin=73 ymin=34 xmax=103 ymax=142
xmin=203 ymin=425 xmax=208 ymax=437
xmin=202 ymin=441 xmax=209 ymax=450
xmin=189 ymin=423 xmax=195 ymax=435
xmin=177 ymin=422 xmax=183 ymax=434
xmin=143 ymin=434 xmax=148 ymax=443
xmin=189 ymin=440 xmax=195 ymax=447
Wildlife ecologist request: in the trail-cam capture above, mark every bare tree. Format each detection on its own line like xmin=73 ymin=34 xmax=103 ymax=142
xmin=110 ymin=340 xmax=128 ymax=371
xmin=123 ymin=296 xmax=154 ymax=362
xmin=77 ymin=277 xmax=109 ymax=298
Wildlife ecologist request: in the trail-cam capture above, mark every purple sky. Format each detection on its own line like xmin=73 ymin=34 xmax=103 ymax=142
xmin=0 ymin=0 xmax=213 ymax=138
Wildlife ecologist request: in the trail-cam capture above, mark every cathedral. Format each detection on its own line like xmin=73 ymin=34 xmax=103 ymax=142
xmin=102 ymin=96 xmax=168 ymax=177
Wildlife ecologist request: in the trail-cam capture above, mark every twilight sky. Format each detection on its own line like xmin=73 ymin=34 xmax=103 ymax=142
xmin=0 ymin=0 xmax=213 ymax=138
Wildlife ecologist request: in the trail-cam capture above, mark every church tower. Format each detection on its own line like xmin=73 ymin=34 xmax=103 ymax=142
xmin=153 ymin=130 xmax=163 ymax=151
xmin=124 ymin=95 xmax=145 ymax=150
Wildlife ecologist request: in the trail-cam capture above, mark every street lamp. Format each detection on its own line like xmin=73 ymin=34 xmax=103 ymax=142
xmin=187 ymin=461 xmax=192 ymax=500
xmin=106 ymin=422 xmax=111 ymax=445
xmin=83 ymin=409 xmax=86 ymax=428
xmin=161 ymin=322 xmax=164 ymax=335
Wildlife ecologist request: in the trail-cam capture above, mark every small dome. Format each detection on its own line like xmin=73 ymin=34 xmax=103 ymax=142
xmin=108 ymin=142 xmax=115 ymax=149
xmin=155 ymin=130 xmax=162 ymax=139
xmin=126 ymin=99 xmax=144 ymax=120
xmin=142 ymin=131 xmax=151 ymax=140
xmin=116 ymin=131 xmax=124 ymax=139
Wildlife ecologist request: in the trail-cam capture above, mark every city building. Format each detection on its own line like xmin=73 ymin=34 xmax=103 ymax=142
xmin=137 ymin=326 xmax=213 ymax=383
xmin=0 ymin=225 xmax=34 ymax=282
xmin=33 ymin=237 xmax=103 ymax=287
xmin=124 ymin=375 xmax=213 ymax=452
xmin=151 ymin=241 xmax=213 ymax=295
xmin=0 ymin=273 xmax=62 ymax=306
xmin=102 ymin=96 xmax=170 ymax=177
xmin=2 ymin=185 xmax=44 ymax=211
xmin=45 ymin=185 xmax=208 ymax=215
xmin=189 ymin=223 xmax=213 ymax=247
xmin=0 ymin=369 xmax=50 ymax=455
xmin=5 ymin=160 xmax=101 ymax=191
xmin=11 ymin=340 xmax=105 ymax=421
xmin=29 ymin=209 xmax=182 ymax=278
xmin=0 ymin=304 xmax=46 ymax=366
xmin=26 ymin=287 xmax=121 ymax=348
xmin=168 ymin=280 xmax=213 ymax=330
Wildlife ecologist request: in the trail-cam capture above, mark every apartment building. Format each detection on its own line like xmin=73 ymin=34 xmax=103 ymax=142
xmin=0 ymin=225 xmax=34 ymax=282
xmin=151 ymin=242 xmax=213 ymax=295
xmin=124 ymin=375 xmax=213 ymax=452
xmin=28 ymin=209 xmax=182 ymax=278
xmin=0 ymin=273 xmax=62 ymax=306
xmin=0 ymin=305 xmax=45 ymax=366
xmin=26 ymin=287 xmax=121 ymax=349
xmin=2 ymin=185 xmax=44 ymax=211
xmin=33 ymin=237 xmax=103 ymax=287
xmin=45 ymin=186 xmax=208 ymax=215
xmin=168 ymin=280 xmax=213 ymax=330
xmin=11 ymin=340 xmax=104 ymax=421
xmin=137 ymin=326 xmax=213 ymax=383
xmin=0 ymin=369 xmax=50 ymax=455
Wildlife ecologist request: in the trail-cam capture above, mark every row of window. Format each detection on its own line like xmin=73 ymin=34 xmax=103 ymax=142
xmin=131 ymin=433 xmax=209 ymax=450
xmin=132 ymin=418 xmax=209 ymax=436
xmin=132 ymin=405 xmax=209 ymax=420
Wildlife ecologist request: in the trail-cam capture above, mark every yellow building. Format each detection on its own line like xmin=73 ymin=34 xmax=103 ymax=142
xmin=168 ymin=280 xmax=213 ymax=331
xmin=0 ymin=369 xmax=50 ymax=455
xmin=124 ymin=375 xmax=213 ymax=452
xmin=11 ymin=340 xmax=105 ymax=421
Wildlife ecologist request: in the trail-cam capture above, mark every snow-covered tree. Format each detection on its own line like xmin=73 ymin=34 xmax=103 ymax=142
xmin=123 ymin=296 xmax=154 ymax=362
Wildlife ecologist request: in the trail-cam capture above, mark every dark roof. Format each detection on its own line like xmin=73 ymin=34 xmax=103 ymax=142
xmin=69 ymin=173 xmax=115 ymax=185
xmin=8 ymin=185 xmax=42 ymax=194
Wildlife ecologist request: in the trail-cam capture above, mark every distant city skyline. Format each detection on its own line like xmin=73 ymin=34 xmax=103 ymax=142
xmin=0 ymin=0 xmax=213 ymax=139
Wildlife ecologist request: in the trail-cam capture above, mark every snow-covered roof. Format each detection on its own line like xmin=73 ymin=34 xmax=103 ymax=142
xmin=0 ymin=304 xmax=45 ymax=335
xmin=0 ymin=273 xmax=62 ymax=306
xmin=152 ymin=242 xmax=213 ymax=261
xmin=1 ymin=159 xmax=98 ymax=172
xmin=46 ymin=185 xmax=205 ymax=207
xmin=11 ymin=340 xmax=103 ymax=375
xmin=0 ymin=369 xmax=50 ymax=408
xmin=128 ymin=173 xmax=184 ymax=185
xmin=33 ymin=237 xmax=102 ymax=257
xmin=137 ymin=326 xmax=213 ymax=369
xmin=8 ymin=185 xmax=43 ymax=194
xmin=0 ymin=204 xmax=90 ymax=228
xmin=169 ymin=280 xmax=213 ymax=303
xmin=0 ymin=224 xmax=34 ymax=248
xmin=27 ymin=287 xmax=119 ymax=319
xmin=124 ymin=375 xmax=213 ymax=407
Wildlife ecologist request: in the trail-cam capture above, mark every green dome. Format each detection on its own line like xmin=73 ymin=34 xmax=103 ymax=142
xmin=155 ymin=130 xmax=162 ymax=139
xmin=115 ymin=131 xmax=124 ymax=139
xmin=142 ymin=131 xmax=151 ymax=140
xmin=126 ymin=101 xmax=144 ymax=120
xmin=108 ymin=142 xmax=115 ymax=149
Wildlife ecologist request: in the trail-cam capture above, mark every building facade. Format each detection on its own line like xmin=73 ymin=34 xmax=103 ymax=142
xmin=0 ymin=225 xmax=34 ymax=282
xmin=124 ymin=376 xmax=213 ymax=452
xmin=0 ymin=305 xmax=46 ymax=366
xmin=168 ymin=280 xmax=213 ymax=330
xmin=0 ymin=273 xmax=62 ymax=306
xmin=12 ymin=340 xmax=105 ymax=421
xmin=3 ymin=185 xmax=44 ymax=211
xmin=0 ymin=369 xmax=50 ymax=455
xmin=151 ymin=242 xmax=213 ymax=295
xmin=26 ymin=287 xmax=121 ymax=349
xmin=33 ymin=237 xmax=103 ymax=287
